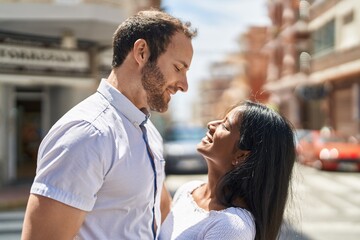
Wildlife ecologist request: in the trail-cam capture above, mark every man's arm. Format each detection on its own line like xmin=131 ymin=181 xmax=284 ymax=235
xmin=21 ymin=194 xmax=87 ymax=240
xmin=160 ymin=183 xmax=172 ymax=223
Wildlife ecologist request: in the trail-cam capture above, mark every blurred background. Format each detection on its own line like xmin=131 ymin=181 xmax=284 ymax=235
xmin=0 ymin=0 xmax=359 ymax=239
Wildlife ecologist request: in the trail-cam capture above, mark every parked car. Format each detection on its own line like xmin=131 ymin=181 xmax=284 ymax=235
xmin=294 ymin=129 xmax=312 ymax=147
xmin=163 ymin=125 xmax=208 ymax=175
xmin=294 ymin=129 xmax=311 ymax=141
xmin=296 ymin=129 xmax=360 ymax=171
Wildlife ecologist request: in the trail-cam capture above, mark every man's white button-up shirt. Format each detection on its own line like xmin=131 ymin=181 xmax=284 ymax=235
xmin=31 ymin=79 xmax=165 ymax=239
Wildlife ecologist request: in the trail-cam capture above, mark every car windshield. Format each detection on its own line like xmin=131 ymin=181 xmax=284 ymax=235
xmin=164 ymin=127 xmax=206 ymax=141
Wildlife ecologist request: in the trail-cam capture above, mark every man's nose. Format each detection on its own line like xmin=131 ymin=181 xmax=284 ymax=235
xmin=176 ymin=75 xmax=188 ymax=92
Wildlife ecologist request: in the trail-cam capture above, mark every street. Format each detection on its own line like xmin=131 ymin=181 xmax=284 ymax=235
xmin=1 ymin=163 xmax=359 ymax=239
xmin=0 ymin=210 xmax=24 ymax=240
xmin=286 ymin=164 xmax=360 ymax=240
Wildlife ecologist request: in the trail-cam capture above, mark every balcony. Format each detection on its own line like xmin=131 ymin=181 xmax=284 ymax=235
xmin=311 ymin=45 xmax=360 ymax=72
xmin=0 ymin=0 xmax=152 ymax=45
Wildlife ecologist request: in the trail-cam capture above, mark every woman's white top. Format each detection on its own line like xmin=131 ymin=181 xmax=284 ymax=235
xmin=159 ymin=180 xmax=256 ymax=240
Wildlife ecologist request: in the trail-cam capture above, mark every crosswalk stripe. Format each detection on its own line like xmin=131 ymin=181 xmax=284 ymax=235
xmin=303 ymin=174 xmax=352 ymax=193
xmin=0 ymin=222 xmax=23 ymax=232
xmin=333 ymin=174 xmax=360 ymax=191
xmin=329 ymin=192 xmax=360 ymax=209
xmin=0 ymin=211 xmax=24 ymax=221
xmin=301 ymin=221 xmax=360 ymax=232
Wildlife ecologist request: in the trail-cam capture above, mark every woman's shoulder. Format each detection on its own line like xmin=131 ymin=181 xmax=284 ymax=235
xmin=213 ymin=207 xmax=254 ymax=224
xmin=204 ymin=208 xmax=255 ymax=239
xmin=172 ymin=180 xmax=205 ymax=202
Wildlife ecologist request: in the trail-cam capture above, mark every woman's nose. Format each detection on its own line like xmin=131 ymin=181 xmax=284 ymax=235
xmin=207 ymin=120 xmax=220 ymax=130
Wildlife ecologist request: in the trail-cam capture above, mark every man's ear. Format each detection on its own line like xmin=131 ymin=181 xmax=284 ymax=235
xmin=133 ymin=39 xmax=150 ymax=67
xmin=232 ymin=149 xmax=250 ymax=166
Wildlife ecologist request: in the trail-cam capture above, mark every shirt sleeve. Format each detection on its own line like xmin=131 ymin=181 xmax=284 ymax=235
xmin=31 ymin=120 xmax=111 ymax=211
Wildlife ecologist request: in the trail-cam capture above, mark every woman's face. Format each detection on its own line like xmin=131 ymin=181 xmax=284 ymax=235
xmin=197 ymin=106 xmax=246 ymax=171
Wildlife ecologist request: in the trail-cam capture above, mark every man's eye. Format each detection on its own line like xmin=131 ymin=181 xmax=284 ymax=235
xmin=222 ymin=124 xmax=229 ymax=130
xmin=175 ymin=65 xmax=185 ymax=72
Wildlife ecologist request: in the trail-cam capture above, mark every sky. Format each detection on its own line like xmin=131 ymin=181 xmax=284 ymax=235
xmin=160 ymin=0 xmax=270 ymax=123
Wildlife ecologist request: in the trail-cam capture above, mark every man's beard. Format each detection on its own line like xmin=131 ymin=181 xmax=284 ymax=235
xmin=141 ymin=61 xmax=168 ymax=112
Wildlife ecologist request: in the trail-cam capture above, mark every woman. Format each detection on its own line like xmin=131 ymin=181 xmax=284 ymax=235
xmin=160 ymin=101 xmax=296 ymax=240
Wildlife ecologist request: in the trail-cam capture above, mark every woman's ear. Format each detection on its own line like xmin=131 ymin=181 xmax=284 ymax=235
xmin=133 ymin=39 xmax=150 ymax=67
xmin=232 ymin=149 xmax=250 ymax=166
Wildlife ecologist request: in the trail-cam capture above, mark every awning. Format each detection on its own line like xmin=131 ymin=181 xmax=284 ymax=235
xmin=0 ymin=73 xmax=96 ymax=88
xmin=0 ymin=3 xmax=130 ymax=45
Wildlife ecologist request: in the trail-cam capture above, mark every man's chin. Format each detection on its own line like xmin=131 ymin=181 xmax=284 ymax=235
xmin=159 ymin=107 xmax=168 ymax=113
xmin=150 ymin=105 xmax=168 ymax=113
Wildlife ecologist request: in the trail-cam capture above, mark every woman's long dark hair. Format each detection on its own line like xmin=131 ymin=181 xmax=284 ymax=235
xmin=216 ymin=101 xmax=296 ymax=240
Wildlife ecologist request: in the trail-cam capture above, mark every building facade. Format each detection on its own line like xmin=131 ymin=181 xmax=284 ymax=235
xmin=196 ymin=26 xmax=268 ymax=126
xmin=263 ymin=0 xmax=308 ymax=128
xmin=239 ymin=26 xmax=269 ymax=103
xmin=0 ymin=0 xmax=160 ymax=184
xmin=307 ymin=0 xmax=360 ymax=136
xmin=263 ymin=0 xmax=360 ymax=137
xmin=196 ymin=60 xmax=241 ymax=125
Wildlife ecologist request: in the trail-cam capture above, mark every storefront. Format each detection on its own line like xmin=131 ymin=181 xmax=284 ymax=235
xmin=0 ymin=0 xmax=160 ymax=186
xmin=0 ymin=35 xmax=97 ymax=183
xmin=332 ymin=80 xmax=360 ymax=136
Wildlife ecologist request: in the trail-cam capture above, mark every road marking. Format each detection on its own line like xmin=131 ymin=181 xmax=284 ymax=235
xmin=0 ymin=211 xmax=24 ymax=221
xmin=334 ymin=174 xmax=360 ymax=191
xmin=303 ymin=174 xmax=352 ymax=193
xmin=301 ymin=221 xmax=360 ymax=232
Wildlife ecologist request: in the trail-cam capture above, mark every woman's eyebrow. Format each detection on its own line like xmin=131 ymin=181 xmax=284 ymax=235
xmin=224 ymin=118 xmax=232 ymax=130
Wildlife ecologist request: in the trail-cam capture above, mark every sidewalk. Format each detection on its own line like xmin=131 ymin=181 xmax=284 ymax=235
xmin=0 ymin=182 xmax=31 ymax=211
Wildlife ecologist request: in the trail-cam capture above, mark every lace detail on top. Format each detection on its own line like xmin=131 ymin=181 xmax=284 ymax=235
xmin=159 ymin=180 xmax=256 ymax=240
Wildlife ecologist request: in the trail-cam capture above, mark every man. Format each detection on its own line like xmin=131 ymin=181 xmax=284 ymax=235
xmin=21 ymin=9 xmax=197 ymax=240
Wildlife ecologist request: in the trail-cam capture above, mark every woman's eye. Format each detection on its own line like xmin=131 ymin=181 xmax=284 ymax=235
xmin=222 ymin=124 xmax=229 ymax=131
xmin=175 ymin=66 xmax=181 ymax=72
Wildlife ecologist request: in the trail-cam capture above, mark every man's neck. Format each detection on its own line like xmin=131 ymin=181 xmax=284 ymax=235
xmin=107 ymin=68 xmax=148 ymax=111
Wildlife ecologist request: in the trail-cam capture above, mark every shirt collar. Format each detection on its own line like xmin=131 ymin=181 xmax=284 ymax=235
xmin=97 ymin=78 xmax=148 ymax=127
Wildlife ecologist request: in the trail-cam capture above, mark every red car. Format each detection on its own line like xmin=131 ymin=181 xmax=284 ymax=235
xmin=296 ymin=130 xmax=360 ymax=171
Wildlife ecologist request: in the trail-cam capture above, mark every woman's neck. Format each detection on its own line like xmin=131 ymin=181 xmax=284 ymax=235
xmin=191 ymin=168 xmax=226 ymax=211
xmin=192 ymin=183 xmax=226 ymax=211
xmin=193 ymin=167 xmax=249 ymax=211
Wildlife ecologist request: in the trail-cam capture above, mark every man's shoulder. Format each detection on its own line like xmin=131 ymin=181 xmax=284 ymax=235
xmin=70 ymin=92 xmax=109 ymax=119
xmin=63 ymin=92 xmax=113 ymax=123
